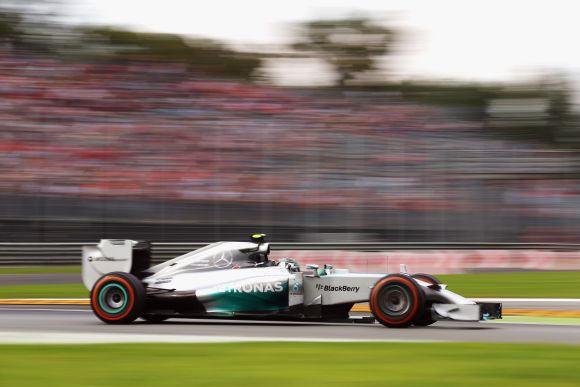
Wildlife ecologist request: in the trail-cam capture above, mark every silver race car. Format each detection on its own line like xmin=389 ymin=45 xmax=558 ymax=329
xmin=82 ymin=234 xmax=502 ymax=326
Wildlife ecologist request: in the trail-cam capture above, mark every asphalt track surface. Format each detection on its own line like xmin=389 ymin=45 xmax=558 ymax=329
xmin=1 ymin=305 xmax=580 ymax=344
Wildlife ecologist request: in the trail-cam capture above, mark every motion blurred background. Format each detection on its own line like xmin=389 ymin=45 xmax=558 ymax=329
xmin=1 ymin=0 xmax=580 ymax=244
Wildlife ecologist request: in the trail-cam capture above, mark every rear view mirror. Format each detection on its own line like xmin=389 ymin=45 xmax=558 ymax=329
xmin=258 ymin=243 xmax=270 ymax=255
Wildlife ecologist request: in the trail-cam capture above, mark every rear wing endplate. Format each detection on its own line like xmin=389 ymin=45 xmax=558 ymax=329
xmin=82 ymin=239 xmax=151 ymax=290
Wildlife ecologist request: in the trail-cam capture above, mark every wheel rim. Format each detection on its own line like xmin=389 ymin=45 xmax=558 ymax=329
xmin=378 ymin=285 xmax=411 ymax=317
xmin=98 ymin=283 xmax=128 ymax=314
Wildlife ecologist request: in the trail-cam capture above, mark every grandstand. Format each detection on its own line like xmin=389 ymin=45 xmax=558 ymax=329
xmin=0 ymin=47 xmax=579 ymax=242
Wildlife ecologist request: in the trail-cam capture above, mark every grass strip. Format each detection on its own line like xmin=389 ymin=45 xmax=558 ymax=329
xmin=1 ymin=342 xmax=579 ymax=387
xmin=0 ymin=266 xmax=80 ymax=275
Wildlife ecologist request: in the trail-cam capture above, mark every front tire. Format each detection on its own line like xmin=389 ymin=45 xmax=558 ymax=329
xmin=411 ymin=273 xmax=441 ymax=327
xmin=370 ymin=274 xmax=425 ymax=328
xmin=90 ymin=272 xmax=145 ymax=324
xmin=412 ymin=273 xmax=441 ymax=286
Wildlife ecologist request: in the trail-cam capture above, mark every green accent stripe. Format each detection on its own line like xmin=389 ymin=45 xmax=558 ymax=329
xmin=204 ymin=283 xmax=289 ymax=313
xmin=98 ymin=283 xmax=128 ymax=314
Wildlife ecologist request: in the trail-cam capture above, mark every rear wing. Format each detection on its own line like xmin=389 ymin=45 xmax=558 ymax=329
xmin=82 ymin=239 xmax=151 ymax=290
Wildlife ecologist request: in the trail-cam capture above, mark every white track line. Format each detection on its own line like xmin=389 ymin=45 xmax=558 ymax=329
xmin=0 ymin=331 xmax=442 ymax=344
xmin=474 ymin=298 xmax=580 ymax=303
xmin=484 ymin=320 xmax=580 ymax=326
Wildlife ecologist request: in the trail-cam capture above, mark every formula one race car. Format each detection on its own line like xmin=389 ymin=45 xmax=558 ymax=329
xmin=82 ymin=235 xmax=502 ymax=327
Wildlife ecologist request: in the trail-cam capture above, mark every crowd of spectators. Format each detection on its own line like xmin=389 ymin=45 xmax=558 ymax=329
xmin=1 ymin=46 xmax=580 ymax=239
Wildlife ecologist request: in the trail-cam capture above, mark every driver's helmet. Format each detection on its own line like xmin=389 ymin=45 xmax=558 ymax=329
xmin=278 ymin=258 xmax=300 ymax=272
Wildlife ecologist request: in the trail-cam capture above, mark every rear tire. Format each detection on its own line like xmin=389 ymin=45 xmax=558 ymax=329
xmin=90 ymin=272 xmax=145 ymax=324
xmin=370 ymin=274 xmax=425 ymax=328
xmin=411 ymin=273 xmax=440 ymax=327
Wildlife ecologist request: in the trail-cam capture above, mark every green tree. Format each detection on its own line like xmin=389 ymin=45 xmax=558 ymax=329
xmin=83 ymin=27 xmax=261 ymax=80
xmin=292 ymin=17 xmax=395 ymax=86
xmin=0 ymin=9 xmax=20 ymax=40
xmin=0 ymin=0 xmax=78 ymax=53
